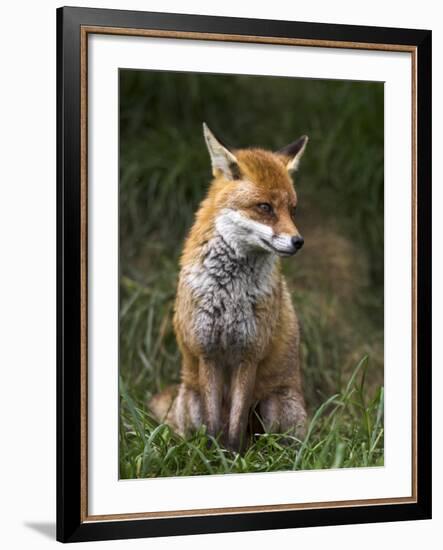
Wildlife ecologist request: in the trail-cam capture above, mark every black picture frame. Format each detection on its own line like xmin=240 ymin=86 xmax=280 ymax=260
xmin=57 ymin=5 xmax=432 ymax=543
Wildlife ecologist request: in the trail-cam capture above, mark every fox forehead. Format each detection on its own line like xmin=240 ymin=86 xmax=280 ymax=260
xmin=213 ymin=150 xmax=296 ymax=209
xmin=235 ymin=148 xmax=297 ymax=199
xmin=225 ymin=180 xmax=297 ymax=210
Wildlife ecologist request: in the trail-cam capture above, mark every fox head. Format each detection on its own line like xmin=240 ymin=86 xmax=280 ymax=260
xmin=203 ymin=123 xmax=308 ymax=257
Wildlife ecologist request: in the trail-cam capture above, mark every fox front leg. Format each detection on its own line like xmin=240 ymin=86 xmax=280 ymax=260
xmin=199 ymin=357 xmax=224 ymax=438
xmin=227 ymin=362 xmax=257 ymax=453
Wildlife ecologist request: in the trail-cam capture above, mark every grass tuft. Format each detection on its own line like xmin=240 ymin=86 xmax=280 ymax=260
xmin=120 ymin=358 xmax=383 ymax=478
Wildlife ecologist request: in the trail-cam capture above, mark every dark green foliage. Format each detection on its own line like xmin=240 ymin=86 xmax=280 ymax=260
xmin=119 ymin=70 xmax=384 ymax=477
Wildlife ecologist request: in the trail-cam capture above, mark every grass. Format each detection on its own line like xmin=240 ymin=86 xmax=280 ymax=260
xmin=118 ymin=70 xmax=384 ymax=478
xmin=120 ymin=357 xmax=384 ymax=478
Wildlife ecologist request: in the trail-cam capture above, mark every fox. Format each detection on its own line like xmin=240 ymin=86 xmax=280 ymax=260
xmin=149 ymin=123 xmax=308 ymax=452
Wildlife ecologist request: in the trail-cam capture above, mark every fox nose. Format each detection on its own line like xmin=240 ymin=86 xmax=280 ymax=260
xmin=291 ymin=235 xmax=304 ymax=252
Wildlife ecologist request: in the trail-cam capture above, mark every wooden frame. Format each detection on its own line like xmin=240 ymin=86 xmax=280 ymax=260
xmin=57 ymin=6 xmax=432 ymax=543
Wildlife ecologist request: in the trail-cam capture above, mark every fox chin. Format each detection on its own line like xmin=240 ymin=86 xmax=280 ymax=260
xmin=149 ymin=122 xmax=308 ymax=453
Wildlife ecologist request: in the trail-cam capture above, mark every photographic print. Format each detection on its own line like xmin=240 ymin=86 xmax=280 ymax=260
xmin=57 ymin=7 xmax=431 ymax=541
xmin=118 ymin=70 xmax=384 ymax=478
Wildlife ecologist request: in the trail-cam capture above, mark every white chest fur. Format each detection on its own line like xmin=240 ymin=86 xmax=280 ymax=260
xmin=183 ymin=232 xmax=278 ymax=359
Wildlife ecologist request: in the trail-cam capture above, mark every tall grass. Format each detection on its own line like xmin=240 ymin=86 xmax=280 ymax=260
xmin=119 ymin=70 xmax=384 ymax=477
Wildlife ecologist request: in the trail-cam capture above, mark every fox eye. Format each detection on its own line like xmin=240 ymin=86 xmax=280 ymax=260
xmin=257 ymin=203 xmax=273 ymax=215
xmin=291 ymin=205 xmax=297 ymax=220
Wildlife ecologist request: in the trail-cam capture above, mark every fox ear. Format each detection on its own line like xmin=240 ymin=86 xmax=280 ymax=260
xmin=203 ymin=123 xmax=240 ymax=180
xmin=278 ymin=135 xmax=309 ymax=173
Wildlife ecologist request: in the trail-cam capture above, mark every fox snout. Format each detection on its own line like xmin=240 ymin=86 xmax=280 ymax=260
xmin=291 ymin=235 xmax=304 ymax=253
xmin=270 ymin=232 xmax=304 ymax=256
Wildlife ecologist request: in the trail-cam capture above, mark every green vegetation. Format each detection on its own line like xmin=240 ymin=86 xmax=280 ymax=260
xmin=120 ymin=357 xmax=383 ymax=478
xmin=119 ymin=70 xmax=384 ymax=477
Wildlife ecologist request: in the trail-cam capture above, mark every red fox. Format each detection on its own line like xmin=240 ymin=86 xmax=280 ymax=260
xmin=149 ymin=123 xmax=308 ymax=452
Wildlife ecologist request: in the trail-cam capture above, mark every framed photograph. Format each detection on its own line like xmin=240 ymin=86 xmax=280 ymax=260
xmin=57 ymin=6 xmax=432 ymax=543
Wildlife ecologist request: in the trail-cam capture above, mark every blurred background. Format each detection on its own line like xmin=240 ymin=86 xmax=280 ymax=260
xmin=119 ymin=70 xmax=384 ymax=476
